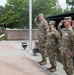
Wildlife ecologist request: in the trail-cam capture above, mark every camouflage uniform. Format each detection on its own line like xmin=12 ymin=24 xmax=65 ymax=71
xmin=59 ymin=27 xmax=74 ymax=75
xmin=38 ymin=19 xmax=48 ymax=61
xmin=34 ymin=14 xmax=48 ymax=61
xmin=72 ymin=28 xmax=74 ymax=68
xmin=46 ymin=27 xmax=60 ymax=67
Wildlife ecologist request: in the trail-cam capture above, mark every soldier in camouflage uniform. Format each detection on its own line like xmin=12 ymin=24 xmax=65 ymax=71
xmin=34 ymin=13 xmax=48 ymax=65
xmin=58 ymin=17 xmax=74 ymax=75
xmin=72 ymin=20 xmax=74 ymax=31
xmin=46 ymin=21 xmax=61 ymax=72
xmin=72 ymin=20 xmax=74 ymax=68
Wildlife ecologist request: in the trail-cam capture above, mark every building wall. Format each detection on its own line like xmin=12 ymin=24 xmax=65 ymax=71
xmin=5 ymin=29 xmax=38 ymax=40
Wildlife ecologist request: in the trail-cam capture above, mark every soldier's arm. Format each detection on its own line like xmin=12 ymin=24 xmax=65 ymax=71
xmin=54 ymin=31 xmax=61 ymax=39
xmin=34 ymin=21 xmax=39 ymax=26
xmin=70 ymin=31 xmax=74 ymax=56
xmin=44 ymin=21 xmax=48 ymax=29
xmin=72 ymin=33 xmax=74 ymax=54
xmin=54 ymin=30 xmax=61 ymax=46
xmin=34 ymin=16 xmax=39 ymax=26
xmin=58 ymin=20 xmax=63 ymax=34
xmin=58 ymin=25 xmax=61 ymax=32
xmin=42 ymin=21 xmax=48 ymax=41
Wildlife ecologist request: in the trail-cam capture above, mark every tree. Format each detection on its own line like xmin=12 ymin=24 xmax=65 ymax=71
xmin=0 ymin=0 xmax=62 ymax=29
xmin=32 ymin=0 xmax=62 ymax=28
xmin=0 ymin=6 xmax=4 ymax=15
xmin=0 ymin=0 xmax=29 ymax=29
xmin=6 ymin=0 xmax=29 ymax=28
xmin=63 ymin=5 xmax=70 ymax=13
xmin=66 ymin=0 xmax=74 ymax=12
xmin=55 ymin=2 xmax=62 ymax=14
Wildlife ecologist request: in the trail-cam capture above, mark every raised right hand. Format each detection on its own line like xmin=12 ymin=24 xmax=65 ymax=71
xmin=58 ymin=20 xmax=63 ymax=26
xmin=34 ymin=16 xmax=37 ymax=22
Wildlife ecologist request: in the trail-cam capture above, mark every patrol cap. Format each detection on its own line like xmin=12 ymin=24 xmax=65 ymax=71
xmin=38 ymin=13 xmax=44 ymax=17
xmin=48 ymin=21 xmax=55 ymax=25
xmin=63 ymin=17 xmax=72 ymax=22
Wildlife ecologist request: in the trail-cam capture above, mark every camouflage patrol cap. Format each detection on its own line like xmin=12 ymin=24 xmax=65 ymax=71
xmin=38 ymin=13 xmax=44 ymax=17
xmin=48 ymin=21 xmax=55 ymax=25
xmin=63 ymin=17 xmax=72 ymax=22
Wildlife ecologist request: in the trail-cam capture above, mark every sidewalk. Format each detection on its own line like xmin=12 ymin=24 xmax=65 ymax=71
xmin=0 ymin=41 xmax=50 ymax=75
xmin=7 ymin=40 xmax=67 ymax=75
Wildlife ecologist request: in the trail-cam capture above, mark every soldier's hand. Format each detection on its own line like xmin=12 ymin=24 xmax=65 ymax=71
xmin=59 ymin=20 xmax=63 ymax=26
xmin=34 ymin=16 xmax=37 ymax=22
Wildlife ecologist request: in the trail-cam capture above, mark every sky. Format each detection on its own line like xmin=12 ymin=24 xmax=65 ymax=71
xmin=0 ymin=0 xmax=66 ymax=9
xmin=0 ymin=0 xmax=7 ymax=6
xmin=59 ymin=0 xmax=66 ymax=9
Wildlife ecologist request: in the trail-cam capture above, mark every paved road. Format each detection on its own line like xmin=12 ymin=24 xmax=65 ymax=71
xmin=0 ymin=41 xmax=50 ymax=75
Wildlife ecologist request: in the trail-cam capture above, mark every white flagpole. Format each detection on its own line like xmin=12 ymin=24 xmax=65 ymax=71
xmin=29 ymin=0 xmax=32 ymax=52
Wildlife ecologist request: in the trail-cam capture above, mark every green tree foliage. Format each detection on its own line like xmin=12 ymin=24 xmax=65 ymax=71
xmin=66 ymin=0 xmax=74 ymax=12
xmin=0 ymin=0 xmax=62 ymax=29
xmin=0 ymin=6 xmax=4 ymax=15
xmin=0 ymin=0 xmax=29 ymax=29
xmin=63 ymin=5 xmax=70 ymax=13
xmin=32 ymin=0 xmax=62 ymax=17
xmin=32 ymin=0 xmax=62 ymax=28
xmin=66 ymin=0 xmax=72 ymax=5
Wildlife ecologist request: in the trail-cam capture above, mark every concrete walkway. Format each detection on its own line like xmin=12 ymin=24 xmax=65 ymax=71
xmin=7 ymin=40 xmax=67 ymax=75
xmin=0 ymin=41 xmax=50 ymax=75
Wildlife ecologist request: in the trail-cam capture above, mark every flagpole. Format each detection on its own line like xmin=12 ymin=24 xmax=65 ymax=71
xmin=29 ymin=0 xmax=32 ymax=52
